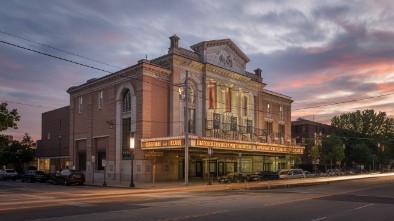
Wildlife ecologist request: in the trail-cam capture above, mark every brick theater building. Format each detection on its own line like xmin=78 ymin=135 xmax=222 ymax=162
xmin=66 ymin=35 xmax=304 ymax=183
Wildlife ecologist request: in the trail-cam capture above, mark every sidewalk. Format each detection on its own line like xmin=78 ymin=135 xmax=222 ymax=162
xmin=84 ymin=172 xmax=394 ymax=191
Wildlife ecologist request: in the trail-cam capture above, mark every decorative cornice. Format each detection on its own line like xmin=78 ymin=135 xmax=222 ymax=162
xmin=205 ymin=64 xmax=264 ymax=89
xmin=67 ymin=62 xmax=171 ymax=96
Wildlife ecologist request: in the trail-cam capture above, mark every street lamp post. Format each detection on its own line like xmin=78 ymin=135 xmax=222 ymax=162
xmin=130 ymin=133 xmax=135 ymax=187
xmin=207 ymin=148 xmax=212 ymax=185
xmin=176 ymin=71 xmax=190 ymax=186
xmin=58 ymin=119 xmax=62 ymax=171
xmin=185 ymin=71 xmax=189 ymax=186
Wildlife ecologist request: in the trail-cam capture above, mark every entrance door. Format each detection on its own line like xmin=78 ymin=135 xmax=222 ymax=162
xmin=196 ymin=161 xmax=203 ymax=177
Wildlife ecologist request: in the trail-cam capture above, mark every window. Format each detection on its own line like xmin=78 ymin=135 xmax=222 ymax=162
xmin=188 ymin=86 xmax=194 ymax=103
xmin=267 ymin=103 xmax=271 ymax=116
xmin=47 ymin=132 xmax=50 ymax=140
xmin=123 ymin=90 xmax=131 ymax=112
xmin=78 ymin=97 xmax=83 ymax=113
xmin=98 ymin=91 xmax=103 ymax=109
xmin=242 ymin=96 xmax=247 ymax=116
xmin=301 ymin=125 xmax=306 ymax=133
xmin=97 ymin=152 xmax=106 ymax=170
xmin=209 ymin=85 xmax=215 ymax=109
xmin=302 ymin=137 xmax=305 ymax=143
xmin=266 ymin=122 xmax=273 ymax=134
xmin=279 ymin=124 xmax=285 ymax=138
xmin=225 ymin=88 xmax=231 ymax=112
xmin=279 ymin=106 xmax=283 ymax=119
xmin=188 ymin=108 xmax=196 ymax=134
xmin=122 ymin=118 xmax=131 ymax=151
xmin=78 ymin=153 xmax=86 ymax=171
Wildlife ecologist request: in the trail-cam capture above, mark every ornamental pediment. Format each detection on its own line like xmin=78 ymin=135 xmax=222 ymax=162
xmin=190 ymin=39 xmax=249 ymax=75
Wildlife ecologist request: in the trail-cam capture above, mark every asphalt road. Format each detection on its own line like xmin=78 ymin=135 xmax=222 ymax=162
xmin=1 ymin=175 xmax=394 ymax=221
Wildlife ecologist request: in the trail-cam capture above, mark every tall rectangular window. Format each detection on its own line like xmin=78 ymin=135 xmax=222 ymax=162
xmin=267 ymin=103 xmax=271 ymax=116
xmin=242 ymin=96 xmax=247 ymax=116
xmin=78 ymin=97 xmax=83 ymax=113
xmin=122 ymin=118 xmax=131 ymax=151
xmin=188 ymin=109 xmax=195 ymax=134
xmin=279 ymin=124 xmax=285 ymax=138
xmin=266 ymin=122 xmax=273 ymax=134
xmin=98 ymin=91 xmax=103 ymax=109
xmin=209 ymin=86 xmax=215 ymax=109
xmin=225 ymin=89 xmax=231 ymax=112
xmin=279 ymin=106 xmax=283 ymax=119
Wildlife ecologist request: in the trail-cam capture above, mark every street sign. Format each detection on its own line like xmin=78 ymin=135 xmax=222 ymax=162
xmin=91 ymin=156 xmax=95 ymax=163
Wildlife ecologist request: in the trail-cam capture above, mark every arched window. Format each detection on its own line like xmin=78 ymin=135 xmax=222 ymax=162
xmin=123 ymin=90 xmax=131 ymax=112
xmin=188 ymin=86 xmax=195 ymax=103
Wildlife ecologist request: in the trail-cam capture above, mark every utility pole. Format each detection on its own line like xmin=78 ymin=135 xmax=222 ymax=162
xmin=184 ymin=71 xmax=189 ymax=186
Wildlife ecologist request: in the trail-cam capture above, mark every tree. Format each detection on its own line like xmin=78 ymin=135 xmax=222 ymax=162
xmin=349 ymin=143 xmax=371 ymax=166
xmin=331 ymin=109 xmax=394 ymax=167
xmin=322 ymin=134 xmax=344 ymax=168
xmin=332 ymin=109 xmax=389 ymax=136
xmin=0 ymin=133 xmax=36 ymax=171
xmin=309 ymin=140 xmax=322 ymax=172
xmin=0 ymin=102 xmax=20 ymax=131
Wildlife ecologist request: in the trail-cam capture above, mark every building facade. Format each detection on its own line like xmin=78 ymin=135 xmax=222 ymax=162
xmin=67 ymin=35 xmax=303 ymax=182
xmin=37 ymin=106 xmax=70 ymax=173
xmin=291 ymin=118 xmax=334 ymax=169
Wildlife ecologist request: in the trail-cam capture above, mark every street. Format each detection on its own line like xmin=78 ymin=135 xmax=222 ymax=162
xmin=1 ymin=175 xmax=394 ymax=221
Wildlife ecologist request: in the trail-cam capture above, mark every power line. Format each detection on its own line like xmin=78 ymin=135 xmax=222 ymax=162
xmin=3 ymin=39 xmax=393 ymax=120
xmin=0 ymin=30 xmax=124 ymax=70
xmin=0 ymin=40 xmax=113 ymax=73
xmin=1 ymin=101 xmax=57 ymax=110
xmin=292 ymin=92 xmax=394 ymax=111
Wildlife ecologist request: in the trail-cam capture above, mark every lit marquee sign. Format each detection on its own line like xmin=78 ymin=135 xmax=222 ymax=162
xmin=142 ymin=139 xmax=184 ymax=149
xmin=196 ymin=140 xmax=252 ymax=150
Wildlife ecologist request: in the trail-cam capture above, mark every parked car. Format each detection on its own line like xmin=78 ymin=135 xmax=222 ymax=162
xmin=54 ymin=169 xmax=85 ymax=186
xmin=218 ymin=172 xmax=248 ymax=183
xmin=326 ymin=169 xmax=343 ymax=176
xmin=21 ymin=170 xmax=47 ymax=183
xmin=278 ymin=169 xmax=305 ymax=179
xmin=0 ymin=169 xmax=19 ymax=181
xmin=303 ymin=170 xmax=317 ymax=178
xmin=249 ymin=171 xmax=279 ymax=181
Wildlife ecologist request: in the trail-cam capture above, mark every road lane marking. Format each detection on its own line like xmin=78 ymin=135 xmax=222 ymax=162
xmin=354 ymin=204 xmax=373 ymax=210
xmin=264 ymin=186 xmax=376 ymax=207
xmin=60 ymin=201 xmax=95 ymax=207
xmin=157 ymin=210 xmax=229 ymax=221
xmin=311 ymin=217 xmax=327 ymax=221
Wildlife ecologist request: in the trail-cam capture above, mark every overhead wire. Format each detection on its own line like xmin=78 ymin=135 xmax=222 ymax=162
xmin=2 ymin=35 xmax=393 ymax=122
xmin=0 ymin=30 xmax=124 ymax=70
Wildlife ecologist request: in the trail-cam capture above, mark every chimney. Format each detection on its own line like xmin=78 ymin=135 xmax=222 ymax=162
xmin=254 ymin=68 xmax=262 ymax=78
xmin=169 ymin=34 xmax=180 ymax=49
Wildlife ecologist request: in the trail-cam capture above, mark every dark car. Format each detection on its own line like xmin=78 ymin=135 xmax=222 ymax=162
xmin=218 ymin=172 xmax=249 ymax=183
xmin=0 ymin=169 xmax=19 ymax=181
xmin=21 ymin=170 xmax=47 ymax=183
xmin=248 ymin=171 xmax=279 ymax=181
xmin=256 ymin=171 xmax=280 ymax=180
xmin=54 ymin=169 xmax=85 ymax=186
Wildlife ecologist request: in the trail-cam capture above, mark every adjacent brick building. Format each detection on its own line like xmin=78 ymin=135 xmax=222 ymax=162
xmin=37 ymin=106 xmax=70 ymax=173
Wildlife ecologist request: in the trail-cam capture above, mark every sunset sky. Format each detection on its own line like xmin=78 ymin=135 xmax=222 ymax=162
xmin=1 ymin=0 xmax=394 ymax=142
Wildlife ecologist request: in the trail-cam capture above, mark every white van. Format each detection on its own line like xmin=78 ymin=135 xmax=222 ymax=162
xmin=278 ymin=169 xmax=305 ymax=179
